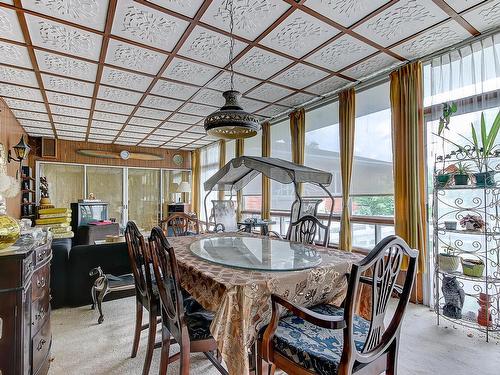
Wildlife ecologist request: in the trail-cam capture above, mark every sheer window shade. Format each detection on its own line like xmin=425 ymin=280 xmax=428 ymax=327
xmin=270 ymin=119 xmax=294 ymax=210
xmin=200 ymin=142 xmax=220 ymax=222
xmin=242 ymin=132 xmax=262 ymax=211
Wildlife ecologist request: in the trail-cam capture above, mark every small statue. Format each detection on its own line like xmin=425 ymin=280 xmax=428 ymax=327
xmin=442 ymin=276 xmax=465 ymax=319
xmin=40 ymin=176 xmax=49 ymax=198
xmin=88 ymin=192 xmax=96 ymax=200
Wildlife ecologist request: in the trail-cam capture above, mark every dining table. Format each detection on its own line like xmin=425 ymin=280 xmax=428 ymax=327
xmin=167 ymin=232 xmax=362 ymax=375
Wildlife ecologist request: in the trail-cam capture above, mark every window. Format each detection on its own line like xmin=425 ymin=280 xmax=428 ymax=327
xmin=242 ymin=131 xmax=262 ymax=211
xmin=199 ymin=142 xmax=220 ymax=222
xmin=352 ymin=82 xmax=394 ymax=217
xmin=86 ymin=166 xmax=123 ymax=224
xmin=39 ymin=163 xmax=84 ymax=209
xmin=128 ymin=168 xmax=160 ymax=231
xmin=270 ymin=119 xmax=293 ymax=210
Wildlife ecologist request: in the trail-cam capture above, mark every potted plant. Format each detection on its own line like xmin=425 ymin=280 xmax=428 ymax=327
xmin=461 ymin=258 xmax=485 ymax=277
xmin=453 ymin=162 xmax=470 ymax=186
xmin=435 ymin=163 xmax=457 ymax=188
xmin=438 ymin=244 xmax=460 ymax=273
xmin=460 ymin=214 xmax=485 ymax=231
xmin=444 ymin=221 xmax=457 ymax=230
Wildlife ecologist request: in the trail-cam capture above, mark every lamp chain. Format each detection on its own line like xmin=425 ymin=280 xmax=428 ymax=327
xmin=225 ymin=0 xmax=235 ymax=91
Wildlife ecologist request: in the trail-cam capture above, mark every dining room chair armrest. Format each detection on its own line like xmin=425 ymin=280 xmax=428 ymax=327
xmin=267 ymin=231 xmax=283 ymax=240
xmin=271 ymin=294 xmax=346 ymax=330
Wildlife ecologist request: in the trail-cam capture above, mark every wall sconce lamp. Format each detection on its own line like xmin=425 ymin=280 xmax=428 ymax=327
xmin=7 ymin=135 xmax=30 ymax=178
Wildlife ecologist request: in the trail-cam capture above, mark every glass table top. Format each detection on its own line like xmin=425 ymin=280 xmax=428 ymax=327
xmin=189 ymin=236 xmax=322 ymax=271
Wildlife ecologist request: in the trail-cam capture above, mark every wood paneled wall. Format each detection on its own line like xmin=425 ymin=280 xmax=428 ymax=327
xmin=0 ymin=99 xmax=27 ymax=218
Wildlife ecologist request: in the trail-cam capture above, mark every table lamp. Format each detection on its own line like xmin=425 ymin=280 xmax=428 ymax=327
xmin=177 ymin=181 xmax=191 ymax=203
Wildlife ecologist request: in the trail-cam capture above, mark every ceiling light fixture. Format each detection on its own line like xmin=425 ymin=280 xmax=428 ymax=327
xmin=204 ymin=0 xmax=260 ymax=139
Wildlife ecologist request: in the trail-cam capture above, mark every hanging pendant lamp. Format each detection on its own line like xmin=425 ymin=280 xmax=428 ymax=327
xmin=204 ymin=0 xmax=260 ymax=139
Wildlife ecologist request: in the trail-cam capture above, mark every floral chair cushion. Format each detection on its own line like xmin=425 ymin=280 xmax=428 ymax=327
xmin=270 ymin=304 xmax=369 ymax=375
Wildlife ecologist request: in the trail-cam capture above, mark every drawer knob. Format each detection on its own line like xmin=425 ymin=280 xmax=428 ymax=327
xmin=37 ymin=250 xmax=47 ymax=261
xmin=33 ymin=307 xmax=46 ymax=324
xmin=36 ymin=277 xmax=46 ymax=288
xmin=37 ymin=339 xmax=46 ymax=351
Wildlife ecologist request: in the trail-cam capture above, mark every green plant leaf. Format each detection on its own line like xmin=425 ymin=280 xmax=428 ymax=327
xmin=451 ymin=103 xmax=457 ymax=113
xmin=481 ymin=112 xmax=487 ymax=156
xmin=485 ymin=110 xmax=500 ymax=154
xmin=438 ymin=119 xmax=445 ymax=135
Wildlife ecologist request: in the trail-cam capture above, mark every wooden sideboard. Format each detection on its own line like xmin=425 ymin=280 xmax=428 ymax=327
xmin=0 ymin=236 xmax=52 ymax=375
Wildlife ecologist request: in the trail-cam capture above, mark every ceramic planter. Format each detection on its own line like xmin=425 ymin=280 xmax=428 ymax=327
xmin=453 ymin=174 xmax=469 ymax=186
xmin=461 ymin=258 xmax=485 ymax=277
xmin=474 ymin=171 xmax=495 ymax=187
xmin=438 ymin=253 xmax=460 ymax=272
xmin=436 ymin=174 xmax=451 ymax=188
xmin=444 ymin=221 xmax=457 ymax=230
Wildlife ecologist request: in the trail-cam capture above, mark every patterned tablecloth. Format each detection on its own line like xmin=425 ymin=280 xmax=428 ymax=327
xmin=168 ymin=233 xmax=362 ymax=375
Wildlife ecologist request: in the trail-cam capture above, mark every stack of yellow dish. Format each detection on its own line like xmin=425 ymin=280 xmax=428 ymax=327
xmin=36 ymin=208 xmax=74 ymax=239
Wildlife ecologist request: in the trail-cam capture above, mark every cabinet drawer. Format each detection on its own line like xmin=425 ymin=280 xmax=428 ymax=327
xmin=32 ymin=264 xmax=50 ymax=301
xmin=34 ymin=244 xmax=51 ymax=267
xmin=32 ymin=318 xmax=51 ymax=374
xmin=32 ymin=291 xmax=50 ymax=336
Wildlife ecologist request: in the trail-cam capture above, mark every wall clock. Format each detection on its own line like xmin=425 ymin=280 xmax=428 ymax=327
xmin=120 ymin=150 xmax=130 ymax=160
xmin=172 ymin=154 xmax=184 ymax=166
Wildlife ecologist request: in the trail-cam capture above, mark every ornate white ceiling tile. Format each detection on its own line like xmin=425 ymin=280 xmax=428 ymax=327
xmin=0 ymin=66 xmax=38 ymax=87
xmin=135 ymin=107 xmax=171 ymax=120
xmin=0 ymin=41 xmax=32 ymax=68
xmin=52 ymin=114 xmax=88 ymax=126
xmin=129 ymin=117 xmax=161 ymax=127
xmin=142 ymin=94 xmax=183 ymax=111
xmin=232 ymin=47 xmax=293 ymax=79
xmin=180 ymin=132 xmax=202 ymax=139
xmin=163 ymin=57 xmax=220 ymax=86
xmin=305 ymin=34 xmax=378 ymax=71
xmin=341 ymin=53 xmax=401 ymax=80
xmin=55 ymin=123 xmax=87 ymax=132
xmin=353 ymin=0 xmax=448 ymax=47
xmin=123 ymin=124 xmax=150 ymax=134
xmin=155 ymin=127 xmax=182 ymax=136
xmin=59 ymin=134 xmax=85 ymax=140
xmin=0 ymin=83 xmax=43 ymax=101
xmin=22 ymin=0 xmax=109 ymax=31
xmin=89 ymin=127 xmax=118 ymax=136
xmin=178 ymin=26 xmax=247 ymax=67
xmin=46 ymin=91 xmax=92 ymax=107
xmin=304 ymin=0 xmax=390 ymax=28
xmin=116 ymin=132 xmax=145 ymax=139
xmin=92 ymin=111 xmax=128 ymax=123
xmin=180 ymin=102 xmax=217 ymax=116
xmin=271 ymin=63 xmax=328 ymax=89
xmin=306 ymin=75 xmax=351 ymax=95
xmin=142 ymin=140 xmax=165 ymax=147
xmin=206 ymin=71 xmax=260 ymax=92
xmin=50 ymin=104 xmax=90 ymax=117
xmin=163 ymin=142 xmax=185 ymax=148
xmin=115 ymin=138 xmax=139 ymax=145
xmin=94 ymin=99 xmax=134 ymax=115
xmin=391 ymin=20 xmax=470 ymax=60
xmin=170 ymin=113 xmax=203 ymax=124
xmin=147 ymin=0 xmax=205 ymax=17
xmin=19 ymin=119 xmax=52 ymax=128
xmin=4 ymin=98 xmax=46 ymax=112
xmin=239 ymin=96 xmax=267 ymax=112
xmin=97 ymin=86 xmax=142 ymax=105
xmin=191 ymin=88 xmax=225 ymax=106
xmin=256 ymin=104 xmax=288 ymax=118
xmin=246 ymin=83 xmax=294 ymax=102
xmin=146 ymin=134 xmax=168 ymax=141
xmin=0 ymin=8 xmax=24 ymax=43
xmin=105 ymin=39 xmax=167 ymax=74
xmin=260 ymin=10 xmax=340 ymax=58
xmin=24 ymin=127 xmax=54 ymax=136
xmin=92 ymin=120 xmax=123 ymax=130
xmin=100 ymin=66 xmax=153 ymax=91
xmin=112 ymin=0 xmax=188 ymax=51
xmin=57 ymin=129 xmax=84 ymax=136
xmin=201 ymin=0 xmax=290 ymax=41
xmin=42 ymin=74 xmax=94 ymax=96
xmin=26 ymin=15 xmax=102 ymax=60
xmin=150 ymin=80 xmax=199 ymax=100
xmin=277 ymin=92 xmax=318 ymax=108
xmin=161 ymin=122 xmax=190 ymax=131
xmin=174 ymin=137 xmax=193 ymax=144
xmin=12 ymin=110 xmax=49 ymax=121
xmin=462 ymin=0 xmax=500 ymax=32
xmin=35 ymin=50 xmax=97 ymax=81
xmin=443 ymin=0 xmax=484 ymax=13
xmin=89 ymin=137 xmax=117 ymax=144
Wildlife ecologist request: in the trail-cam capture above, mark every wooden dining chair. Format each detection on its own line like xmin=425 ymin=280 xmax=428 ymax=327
xmin=287 ymin=214 xmax=330 ymax=247
xmin=125 ymin=221 xmax=161 ymax=375
xmin=258 ymin=235 xmax=418 ymax=375
xmin=160 ymin=213 xmax=200 ymax=237
xmin=148 ymin=226 xmax=228 ymax=375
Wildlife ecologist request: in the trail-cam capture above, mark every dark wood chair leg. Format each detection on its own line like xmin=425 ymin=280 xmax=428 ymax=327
xmin=142 ymin=310 xmax=158 ymax=375
xmin=180 ymin=346 xmax=190 ymax=375
xmin=386 ymin=338 xmax=399 ymax=375
xmin=131 ymin=299 xmax=143 ymax=358
xmin=159 ymin=324 xmax=170 ymax=375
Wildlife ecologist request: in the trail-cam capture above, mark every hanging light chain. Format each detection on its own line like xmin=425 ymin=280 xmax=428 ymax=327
xmin=225 ymin=0 xmax=235 ymax=91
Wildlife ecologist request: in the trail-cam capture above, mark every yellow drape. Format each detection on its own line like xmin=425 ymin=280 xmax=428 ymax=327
xmin=236 ymin=139 xmax=244 ymax=221
xmin=261 ymin=122 xmax=271 ymax=219
xmin=339 ymin=88 xmax=355 ymax=251
xmin=390 ymin=61 xmax=427 ymax=275
xmin=191 ymin=149 xmax=201 ymax=218
xmin=218 ymin=139 xmax=226 ymax=201
xmin=289 ymin=108 xmax=305 ymax=165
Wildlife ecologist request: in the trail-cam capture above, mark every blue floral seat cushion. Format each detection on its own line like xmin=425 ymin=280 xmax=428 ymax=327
xmin=269 ymin=304 xmax=370 ymax=375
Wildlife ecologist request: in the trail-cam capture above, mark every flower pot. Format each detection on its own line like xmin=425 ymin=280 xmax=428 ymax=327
xmin=444 ymin=221 xmax=457 ymax=230
xmin=453 ymin=174 xmax=469 ymax=186
xmin=461 ymin=258 xmax=485 ymax=277
xmin=436 ymin=174 xmax=451 ymax=188
xmin=464 ymin=222 xmax=482 ymax=231
xmin=474 ymin=171 xmax=496 ymax=187
xmin=438 ymin=253 xmax=460 ymax=272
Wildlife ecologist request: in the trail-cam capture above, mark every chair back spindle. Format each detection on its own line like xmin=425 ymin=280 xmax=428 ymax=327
xmin=286 ymin=215 xmax=329 ymax=247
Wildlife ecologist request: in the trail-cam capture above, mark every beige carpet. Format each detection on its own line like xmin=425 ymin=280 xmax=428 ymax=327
xmin=49 ymin=297 xmax=499 ymax=375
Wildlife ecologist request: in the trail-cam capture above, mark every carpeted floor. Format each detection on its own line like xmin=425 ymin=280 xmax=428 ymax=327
xmin=49 ymin=297 xmax=499 ymax=375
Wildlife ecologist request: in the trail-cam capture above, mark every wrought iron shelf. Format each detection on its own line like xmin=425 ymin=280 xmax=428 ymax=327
xmin=436 ymin=307 xmax=500 ymax=334
xmin=436 ymin=269 xmax=500 ymax=285
xmin=437 ymin=228 xmax=499 ymax=236
xmin=435 ymin=184 xmax=498 ymax=191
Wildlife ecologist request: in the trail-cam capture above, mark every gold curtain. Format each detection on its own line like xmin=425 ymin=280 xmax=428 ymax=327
xmin=289 ymin=108 xmax=305 ymax=165
xmin=390 ymin=61 xmax=427 ymax=275
xmin=235 ymin=139 xmax=244 ymax=221
xmin=218 ymin=139 xmax=226 ymax=201
xmin=261 ymin=122 xmax=271 ymax=219
xmin=339 ymin=88 xmax=356 ymax=251
xmin=191 ymin=149 xmax=201 ymax=218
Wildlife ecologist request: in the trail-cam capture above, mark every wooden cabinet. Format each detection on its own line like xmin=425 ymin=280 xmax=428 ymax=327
xmin=0 ymin=238 xmax=52 ymax=375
